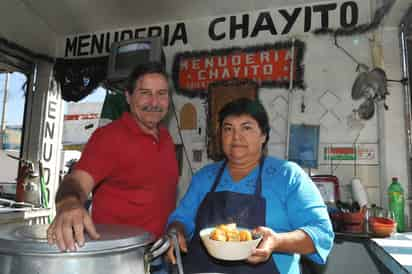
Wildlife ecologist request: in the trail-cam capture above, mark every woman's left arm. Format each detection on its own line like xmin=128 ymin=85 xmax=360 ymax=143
xmin=250 ymin=163 xmax=334 ymax=264
xmin=283 ymin=167 xmax=334 ymax=263
xmin=247 ymin=226 xmax=315 ymax=264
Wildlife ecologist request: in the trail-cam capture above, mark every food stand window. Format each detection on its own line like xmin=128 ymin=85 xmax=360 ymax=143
xmin=0 ymin=51 xmax=31 ymax=200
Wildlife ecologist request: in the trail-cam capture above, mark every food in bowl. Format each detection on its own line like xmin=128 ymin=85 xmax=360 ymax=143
xmin=209 ymin=223 xmax=253 ymax=242
xmin=200 ymin=224 xmax=262 ymax=261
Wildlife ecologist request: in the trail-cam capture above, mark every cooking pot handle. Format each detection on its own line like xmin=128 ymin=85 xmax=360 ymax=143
xmin=168 ymin=228 xmax=184 ymax=274
xmin=145 ymin=236 xmax=171 ymax=262
xmin=144 ymin=236 xmax=171 ymax=274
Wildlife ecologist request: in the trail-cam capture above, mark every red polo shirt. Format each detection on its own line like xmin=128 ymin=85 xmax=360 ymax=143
xmin=75 ymin=112 xmax=179 ymax=237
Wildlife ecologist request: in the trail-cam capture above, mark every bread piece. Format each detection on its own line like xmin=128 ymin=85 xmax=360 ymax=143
xmin=226 ymin=229 xmax=241 ymax=242
xmin=239 ymin=230 xmax=252 ymax=241
xmin=210 ymin=228 xmax=227 ymax=241
xmin=217 ymin=223 xmax=237 ymax=233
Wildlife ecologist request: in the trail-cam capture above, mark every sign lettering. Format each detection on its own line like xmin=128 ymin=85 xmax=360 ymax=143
xmin=60 ymin=1 xmax=365 ymax=58
xmin=173 ymin=41 xmax=305 ymax=95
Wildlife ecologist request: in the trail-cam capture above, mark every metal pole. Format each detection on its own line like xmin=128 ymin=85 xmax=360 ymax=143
xmin=0 ymin=73 xmax=9 ymax=148
xmin=285 ymin=39 xmax=295 ymax=159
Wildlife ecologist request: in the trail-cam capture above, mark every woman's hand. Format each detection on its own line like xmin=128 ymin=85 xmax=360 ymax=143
xmin=165 ymin=221 xmax=188 ymax=264
xmin=246 ymin=226 xmax=279 ymax=264
xmin=246 ymin=226 xmax=316 ymax=264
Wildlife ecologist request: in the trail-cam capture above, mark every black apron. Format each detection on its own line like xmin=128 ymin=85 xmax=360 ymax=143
xmin=182 ymin=158 xmax=280 ymax=274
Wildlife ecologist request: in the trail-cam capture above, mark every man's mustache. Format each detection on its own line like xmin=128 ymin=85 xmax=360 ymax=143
xmin=141 ymin=105 xmax=165 ymax=112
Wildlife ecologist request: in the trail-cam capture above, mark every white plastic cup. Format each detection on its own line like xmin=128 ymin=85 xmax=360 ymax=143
xmin=351 ymin=177 xmax=368 ymax=208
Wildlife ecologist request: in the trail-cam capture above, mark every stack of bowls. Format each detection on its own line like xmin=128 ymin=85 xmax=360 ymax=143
xmin=342 ymin=211 xmax=364 ymax=233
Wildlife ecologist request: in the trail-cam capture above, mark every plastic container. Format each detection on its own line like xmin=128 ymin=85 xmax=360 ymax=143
xmin=388 ymin=177 xmax=405 ymax=232
xmin=370 ymin=217 xmax=396 ymax=237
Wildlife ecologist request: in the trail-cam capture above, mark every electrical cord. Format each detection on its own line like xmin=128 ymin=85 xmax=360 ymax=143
xmin=169 ymin=95 xmax=194 ymax=177
xmin=334 ymin=34 xmax=369 ymax=72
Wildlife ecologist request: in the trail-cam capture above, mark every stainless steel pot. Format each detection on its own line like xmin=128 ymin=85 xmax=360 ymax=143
xmin=0 ymin=223 xmax=169 ymax=274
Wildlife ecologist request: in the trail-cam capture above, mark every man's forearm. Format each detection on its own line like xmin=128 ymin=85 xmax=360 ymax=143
xmin=55 ymin=174 xmax=89 ymax=206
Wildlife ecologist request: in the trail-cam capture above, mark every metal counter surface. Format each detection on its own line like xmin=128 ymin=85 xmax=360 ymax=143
xmin=0 ymin=207 xmax=50 ymax=225
xmin=371 ymin=233 xmax=412 ymax=274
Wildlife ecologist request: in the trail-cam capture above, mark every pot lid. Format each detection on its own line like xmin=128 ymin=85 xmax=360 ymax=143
xmin=0 ymin=223 xmax=155 ymax=255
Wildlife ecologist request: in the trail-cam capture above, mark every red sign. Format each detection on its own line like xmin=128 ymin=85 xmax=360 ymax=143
xmin=64 ymin=113 xmax=99 ymax=120
xmin=172 ymin=41 xmax=305 ymax=96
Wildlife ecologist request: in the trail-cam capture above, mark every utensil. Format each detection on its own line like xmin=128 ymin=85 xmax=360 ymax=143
xmin=0 ymin=198 xmax=34 ymax=208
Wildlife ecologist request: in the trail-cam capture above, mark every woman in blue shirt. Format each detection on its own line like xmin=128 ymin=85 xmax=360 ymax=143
xmin=166 ymin=98 xmax=334 ymax=274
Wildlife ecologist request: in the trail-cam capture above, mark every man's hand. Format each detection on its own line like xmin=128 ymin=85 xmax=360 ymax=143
xmin=47 ymin=197 xmax=100 ymax=252
xmin=165 ymin=221 xmax=188 ymax=264
xmin=247 ymin=226 xmax=279 ymax=264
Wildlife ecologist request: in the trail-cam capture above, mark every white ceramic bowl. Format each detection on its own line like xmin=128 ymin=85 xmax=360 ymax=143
xmin=199 ymin=227 xmax=262 ymax=261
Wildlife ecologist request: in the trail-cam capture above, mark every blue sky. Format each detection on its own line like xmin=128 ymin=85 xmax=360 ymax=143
xmin=0 ymin=72 xmax=106 ymax=126
xmin=0 ymin=72 xmax=26 ymax=126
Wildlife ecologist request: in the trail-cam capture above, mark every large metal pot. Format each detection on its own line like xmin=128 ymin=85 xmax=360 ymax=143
xmin=0 ymin=223 xmax=169 ymax=274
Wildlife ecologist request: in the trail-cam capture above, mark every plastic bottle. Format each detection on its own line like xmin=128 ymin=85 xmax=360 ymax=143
xmin=388 ymin=177 xmax=405 ymax=232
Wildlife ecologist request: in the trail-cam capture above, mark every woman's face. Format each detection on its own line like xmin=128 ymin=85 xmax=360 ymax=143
xmin=221 ymin=114 xmax=266 ymax=165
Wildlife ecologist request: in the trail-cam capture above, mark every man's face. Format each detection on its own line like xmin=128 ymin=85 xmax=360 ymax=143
xmin=126 ymin=73 xmax=169 ymax=132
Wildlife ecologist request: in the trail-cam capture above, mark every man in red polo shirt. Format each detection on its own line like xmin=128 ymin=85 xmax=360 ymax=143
xmin=47 ymin=62 xmax=179 ymax=252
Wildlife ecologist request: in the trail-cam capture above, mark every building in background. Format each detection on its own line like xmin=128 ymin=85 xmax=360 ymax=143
xmin=1 ymin=125 xmax=22 ymax=150
xmin=61 ymin=102 xmax=104 ymax=177
xmin=0 ymin=126 xmax=21 ymax=196
xmin=62 ymin=102 xmax=103 ymax=151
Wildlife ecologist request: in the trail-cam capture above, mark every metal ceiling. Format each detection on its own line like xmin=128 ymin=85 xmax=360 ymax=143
xmin=0 ymin=0 xmax=411 ymax=56
xmin=16 ymin=0 xmax=299 ymax=35
xmin=14 ymin=0 xmax=411 ymax=36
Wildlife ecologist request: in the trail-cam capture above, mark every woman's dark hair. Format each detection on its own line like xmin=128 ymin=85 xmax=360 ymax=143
xmin=125 ymin=62 xmax=168 ymax=94
xmin=218 ymin=98 xmax=271 ymax=148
